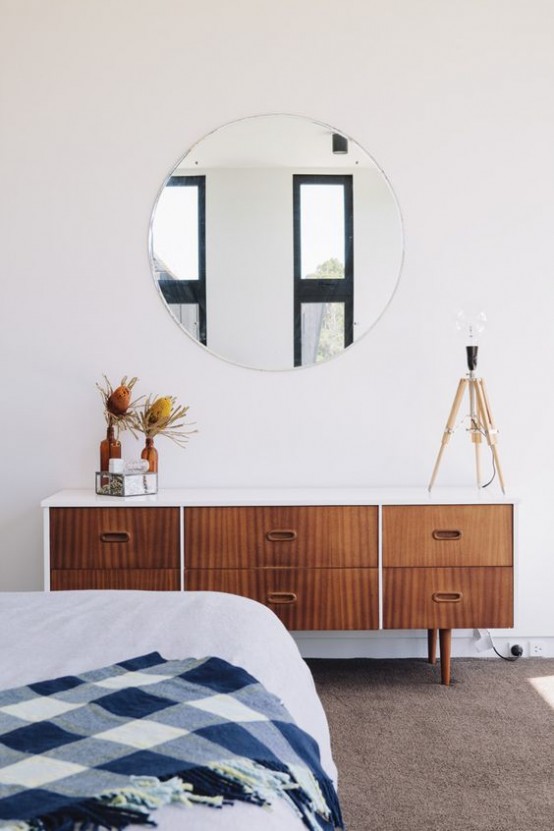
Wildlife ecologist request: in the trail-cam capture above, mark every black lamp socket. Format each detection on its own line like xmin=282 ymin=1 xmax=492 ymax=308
xmin=466 ymin=345 xmax=478 ymax=371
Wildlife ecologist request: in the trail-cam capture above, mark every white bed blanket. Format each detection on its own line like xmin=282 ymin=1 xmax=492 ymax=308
xmin=0 ymin=590 xmax=337 ymax=831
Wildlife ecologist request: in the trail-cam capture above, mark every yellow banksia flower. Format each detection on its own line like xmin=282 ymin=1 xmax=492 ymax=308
xmin=133 ymin=394 xmax=197 ymax=447
xmin=147 ymin=396 xmax=173 ymax=425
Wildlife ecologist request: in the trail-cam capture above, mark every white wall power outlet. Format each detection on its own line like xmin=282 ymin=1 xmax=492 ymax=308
xmin=529 ymin=640 xmax=545 ymax=657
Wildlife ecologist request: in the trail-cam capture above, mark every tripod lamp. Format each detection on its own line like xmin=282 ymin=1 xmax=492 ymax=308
xmin=428 ymin=311 xmax=506 ymax=493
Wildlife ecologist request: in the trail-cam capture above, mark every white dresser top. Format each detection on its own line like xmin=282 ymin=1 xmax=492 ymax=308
xmin=41 ymin=487 xmax=518 ymax=508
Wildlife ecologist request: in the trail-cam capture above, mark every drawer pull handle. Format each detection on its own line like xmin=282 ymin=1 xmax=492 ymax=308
xmin=99 ymin=531 xmax=130 ymax=543
xmin=266 ymin=529 xmax=298 ymax=542
xmin=432 ymin=529 xmax=462 ymax=541
xmin=432 ymin=592 xmax=463 ymax=603
xmin=266 ymin=592 xmax=297 ymax=605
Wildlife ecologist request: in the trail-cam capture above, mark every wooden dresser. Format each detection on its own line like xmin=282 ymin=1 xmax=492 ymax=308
xmin=42 ymin=488 xmax=516 ymax=685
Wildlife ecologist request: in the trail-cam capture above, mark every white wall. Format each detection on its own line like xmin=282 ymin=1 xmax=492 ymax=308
xmin=2 ymin=0 xmax=554 ymax=655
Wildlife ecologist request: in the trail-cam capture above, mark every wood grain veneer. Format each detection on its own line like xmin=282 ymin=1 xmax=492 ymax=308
xmin=185 ymin=567 xmax=379 ymax=630
xmin=185 ymin=506 xmax=378 ymax=568
xmin=50 ymin=569 xmax=180 ymax=591
xmin=382 ymin=504 xmax=513 ymax=567
xmin=50 ymin=507 xmax=180 ymax=570
xmin=383 ymin=566 xmax=513 ymax=629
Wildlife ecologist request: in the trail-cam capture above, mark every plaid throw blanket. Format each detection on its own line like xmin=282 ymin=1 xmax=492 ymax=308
xmin=0 ymin=652 xmax=342 ymax=831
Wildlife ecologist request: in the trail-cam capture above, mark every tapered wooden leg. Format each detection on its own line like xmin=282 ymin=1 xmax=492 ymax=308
xmin=428 ymin=379 xmax=468 ymax=491
xmin=439 ymin=628 xmax=452 ymax=686
xmin=428 ymin=628 xmax=438 ymax=664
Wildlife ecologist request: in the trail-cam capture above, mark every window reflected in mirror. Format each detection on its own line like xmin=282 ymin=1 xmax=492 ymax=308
xmin=153 ymin=176 xmax=207 ymax=344
xmin=301 ymin=302 xmax=346 ymax=366
xmin=293 ymin=175 xmax=353 ymax=366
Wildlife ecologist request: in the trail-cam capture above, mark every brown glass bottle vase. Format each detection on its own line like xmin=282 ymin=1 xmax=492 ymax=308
xmin=100 ymin=424 xmax=121 ymax=472
xmin=141 ymin=436 xmax=158 ymax=473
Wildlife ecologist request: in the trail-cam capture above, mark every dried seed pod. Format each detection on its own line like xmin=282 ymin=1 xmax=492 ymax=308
xmin=107 ymin=385 xmax=132 ymax=416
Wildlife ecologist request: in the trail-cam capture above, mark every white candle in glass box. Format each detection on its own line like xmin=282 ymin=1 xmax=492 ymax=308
xmin=108 ymin=458 xmax=124 ymax=473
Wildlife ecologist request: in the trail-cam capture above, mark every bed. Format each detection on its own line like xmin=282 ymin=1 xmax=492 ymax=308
xmin=0 ymin=590 xmax=341 ymax=830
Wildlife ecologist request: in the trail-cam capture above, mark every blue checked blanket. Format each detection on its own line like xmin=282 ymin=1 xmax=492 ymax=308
xmin=0 ymin=652 xmax=342 ymax=830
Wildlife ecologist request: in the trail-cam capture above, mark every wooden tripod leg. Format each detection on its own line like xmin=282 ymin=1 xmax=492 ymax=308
xmin=491 ymin=446 xmax=506 ymax=494
xmin=428 ymin=379 xmax=467 ymax=491
xmin=475 ymin=379 xmax=506 ymax=494
xmin=468 ymin=380 xmax=483 ymax=488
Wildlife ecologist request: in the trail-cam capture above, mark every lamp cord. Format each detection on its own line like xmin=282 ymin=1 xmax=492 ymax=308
xmin=449 ymin=415 xmax=497 ymax=489
xmin=492 ymin=644 xmax=518 ymax=662
xmin=470 ymin=418 xmax=497 ymax=488
xmin=481 ymin=446 xmax=496 ymax=488
xmin=487 ymin=630 xmax=520 ymax=662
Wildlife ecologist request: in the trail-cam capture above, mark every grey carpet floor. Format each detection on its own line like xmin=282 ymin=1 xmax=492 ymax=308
xmin=307 ymin=657 xmax=554 ymax=831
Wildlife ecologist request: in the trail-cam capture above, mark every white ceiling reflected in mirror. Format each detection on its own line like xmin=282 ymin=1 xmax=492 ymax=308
xmin=149 ymin=114 xmax=404 ymax=370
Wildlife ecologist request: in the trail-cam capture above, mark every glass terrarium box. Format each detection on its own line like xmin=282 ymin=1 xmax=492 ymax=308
xmin=95 ymin=472 xmax=158 ymax=497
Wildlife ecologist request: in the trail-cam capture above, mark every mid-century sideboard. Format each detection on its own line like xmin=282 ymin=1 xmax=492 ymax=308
xmin=42 ymin=488 xmax=516 ymax=685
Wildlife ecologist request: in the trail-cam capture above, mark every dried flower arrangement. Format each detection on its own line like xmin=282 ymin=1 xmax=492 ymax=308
xmin=96 ymin=375 xmax=141 ymax=434
xmin=96 ymin=377 xmax=196 ymax=486
xmin=132 ymin=395 xmax=197 ymax=447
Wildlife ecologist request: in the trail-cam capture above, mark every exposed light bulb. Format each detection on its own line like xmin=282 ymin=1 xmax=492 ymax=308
xmin=455 ymin=309 xmax=487 ymax=343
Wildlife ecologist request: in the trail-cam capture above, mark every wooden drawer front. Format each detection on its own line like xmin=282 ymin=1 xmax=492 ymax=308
xmin=185 ymin=506 xmax=378 ymax=568
xmin=383 ymin=567 xmax=513 ymax=629
xmin=185 ymin=568 xmax=379 ymax=630
xmin=383 ymin=505 xmax=513 ymax=567
xmin=51 ymin=569 xmax=180 ymax=591
xmin=50 ymin=507 xmax=180 ymax=569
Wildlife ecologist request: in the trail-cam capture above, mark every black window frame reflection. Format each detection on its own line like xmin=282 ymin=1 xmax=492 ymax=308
xmin=157 ymin=175 xmax=207 ymax=345
xmin=293 ymin=174 xmax=354 ymax=367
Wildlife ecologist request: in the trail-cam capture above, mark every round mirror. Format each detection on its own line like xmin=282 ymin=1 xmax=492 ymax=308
xmin=149 ymin=114 xmax=404 ymax=370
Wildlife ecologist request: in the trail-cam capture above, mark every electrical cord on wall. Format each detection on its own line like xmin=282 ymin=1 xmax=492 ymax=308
xmin=487 ymin=629 xmax=522 ymax=662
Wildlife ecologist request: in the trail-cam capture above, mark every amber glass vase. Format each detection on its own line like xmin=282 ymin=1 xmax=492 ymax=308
xmin=141 ymin=436 xmax=158 ymax=473
xmin=99 ymin=424 xmax=121 ymax=472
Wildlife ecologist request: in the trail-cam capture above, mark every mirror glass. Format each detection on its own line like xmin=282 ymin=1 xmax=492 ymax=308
xmin=149 ymin=114 xmax=404 ymax=370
